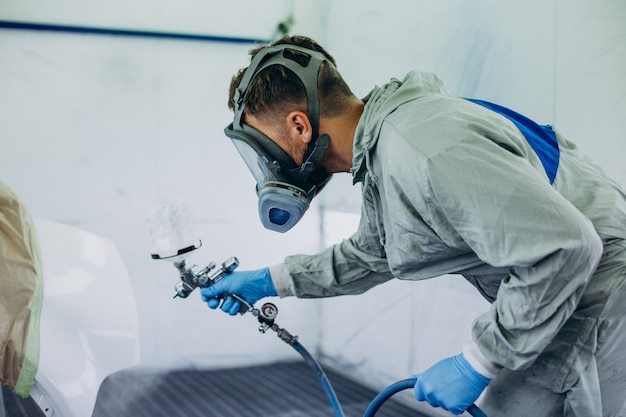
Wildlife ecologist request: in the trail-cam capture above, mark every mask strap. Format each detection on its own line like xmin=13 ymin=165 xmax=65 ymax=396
xmin=233 ymin=45 xmax=285 ymax=126
xmin=299 ymin=134 xmax=329 ymax=177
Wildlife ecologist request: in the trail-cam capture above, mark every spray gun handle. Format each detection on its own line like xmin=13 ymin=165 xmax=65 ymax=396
xmin=205 ymin=257 xmax=252 ymax=314
xmin=228 ymin=293 xmax=254 ymax=314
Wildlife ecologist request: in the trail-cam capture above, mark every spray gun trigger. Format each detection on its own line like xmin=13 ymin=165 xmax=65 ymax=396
xmin=230 ymin=294 xmax=253 ymax=314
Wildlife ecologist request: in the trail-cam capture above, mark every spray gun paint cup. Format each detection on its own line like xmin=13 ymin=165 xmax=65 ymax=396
xmin=147 ymin=200 xmax=201 ymax=262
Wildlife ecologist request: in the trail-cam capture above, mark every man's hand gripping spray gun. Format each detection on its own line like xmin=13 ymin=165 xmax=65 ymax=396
xmin=164 ymin=255 xmax=292 ymax=340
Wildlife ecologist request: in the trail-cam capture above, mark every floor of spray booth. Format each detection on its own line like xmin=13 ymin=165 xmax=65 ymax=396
xmin=2 ymin=361 xmax=428 ymax=417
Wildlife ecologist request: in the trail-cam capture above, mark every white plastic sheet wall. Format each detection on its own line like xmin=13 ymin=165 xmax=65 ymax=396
xmin=0 ymin=1 xmax=329 ymax=369
xmin=1 ymin=0 xmax=625 ymax=402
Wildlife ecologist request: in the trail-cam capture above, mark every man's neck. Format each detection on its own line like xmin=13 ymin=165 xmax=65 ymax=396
xmin=319 ymin=97 xmax=364 ymax=173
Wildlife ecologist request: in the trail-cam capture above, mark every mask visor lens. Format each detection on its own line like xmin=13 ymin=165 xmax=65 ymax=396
xmin=230 ymin=138 xmax=278 ymax=187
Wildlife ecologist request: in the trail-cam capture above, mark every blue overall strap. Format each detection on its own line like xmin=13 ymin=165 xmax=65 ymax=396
xmin=465 ymin=98 xmax=560 ymax=184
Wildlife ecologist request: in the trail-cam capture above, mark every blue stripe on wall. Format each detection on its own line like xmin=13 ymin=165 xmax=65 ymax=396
xmin=0 ymin=20 xmax=270 ymax=44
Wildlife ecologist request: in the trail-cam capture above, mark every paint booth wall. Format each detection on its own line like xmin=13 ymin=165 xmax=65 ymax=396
xmin=1 ymin=0 xmax=625 ymax=395
xmin=0 ymin=0 xmax=330 ymax=369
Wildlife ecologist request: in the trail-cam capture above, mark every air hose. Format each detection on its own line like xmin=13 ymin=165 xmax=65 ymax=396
xmin=363 ymin=377 xmax=488 ymax=417
xmin=291 ymin=340 xmax=347 ymax=417
xmin=253 ymin=301 xmax=488 ymax=417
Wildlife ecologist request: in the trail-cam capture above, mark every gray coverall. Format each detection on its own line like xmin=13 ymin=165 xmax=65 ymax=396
xmin=270 ymin=71 xmax=626 ymax=416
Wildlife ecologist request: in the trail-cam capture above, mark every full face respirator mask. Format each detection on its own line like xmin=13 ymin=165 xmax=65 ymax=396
xmin=224 ymin=44 xmax=332 ymax=233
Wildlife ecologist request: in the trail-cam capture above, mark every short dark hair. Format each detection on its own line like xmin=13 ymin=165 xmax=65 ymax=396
xmin=227 ymin=35 xmax=354 ymax=122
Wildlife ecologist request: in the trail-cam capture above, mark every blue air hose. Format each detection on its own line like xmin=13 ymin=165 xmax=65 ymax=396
xmin=206 ymin=292 xmax=487 ymax=417
xmin=289 ymin=339 xmax=488 ymax=417
xmin=363 ymin=377 xmax=488 ymax=417
xmin=290 ymin=340 xmax=346 ymax=417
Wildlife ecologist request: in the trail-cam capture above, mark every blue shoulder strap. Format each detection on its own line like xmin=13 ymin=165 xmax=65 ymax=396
xmin=465 ymin=98 xmax=560 ymax=184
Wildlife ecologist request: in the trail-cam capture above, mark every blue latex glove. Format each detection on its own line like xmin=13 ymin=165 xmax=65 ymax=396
xmin=200 ymin=268 xmax=277 ymax=315
xmin=413 ymin=353 xmax=491 ymax=415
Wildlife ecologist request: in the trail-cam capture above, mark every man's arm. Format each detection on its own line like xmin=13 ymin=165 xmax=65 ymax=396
xmin=275 ymin=216 xmax=395 ymax=298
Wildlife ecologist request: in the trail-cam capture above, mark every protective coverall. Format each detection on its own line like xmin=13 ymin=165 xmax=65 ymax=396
xmin=269 ymin=71 xmax=626 ymax=416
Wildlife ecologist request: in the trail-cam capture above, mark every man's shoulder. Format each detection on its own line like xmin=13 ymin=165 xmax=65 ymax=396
xmin=378 ymin=95 xmax=471 ymax=158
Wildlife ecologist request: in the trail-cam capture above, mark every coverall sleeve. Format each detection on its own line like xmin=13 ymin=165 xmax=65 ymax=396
xmin=280 ymin=209 xmax=395 ymax=298
xmin=421 ymin=137 xmax=603 ymax=371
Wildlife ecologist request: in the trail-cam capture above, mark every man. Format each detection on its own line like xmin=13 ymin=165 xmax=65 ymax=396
xmin=202 ymin=35 xmax=626 ymax=416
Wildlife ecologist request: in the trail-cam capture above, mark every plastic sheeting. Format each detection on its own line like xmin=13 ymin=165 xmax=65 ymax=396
xmin=0 ymin=181 xmax=42 ymax=397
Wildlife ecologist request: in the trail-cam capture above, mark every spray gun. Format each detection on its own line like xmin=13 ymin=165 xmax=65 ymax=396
xmin=167 ymin=255 xmax=260 ymax=317
xmin=146 ymin=201 xmax=298 ymax=336
xmin=167 ymin=253 xmax=297 ymax=342
xmin=167 ymin=251 xmax=297 ymax=342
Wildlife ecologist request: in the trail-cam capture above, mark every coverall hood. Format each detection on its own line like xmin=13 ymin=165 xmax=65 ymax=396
xmin=351 ymin=71 xmax=448 ymax=184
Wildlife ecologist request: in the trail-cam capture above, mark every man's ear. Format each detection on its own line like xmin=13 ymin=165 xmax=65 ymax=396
xmin=287 ymin=111 xmax=313 ymax=144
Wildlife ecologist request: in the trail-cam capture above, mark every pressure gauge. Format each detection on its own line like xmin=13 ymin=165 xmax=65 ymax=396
xmin=260 ymin=303 xmax=278 ymax=321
